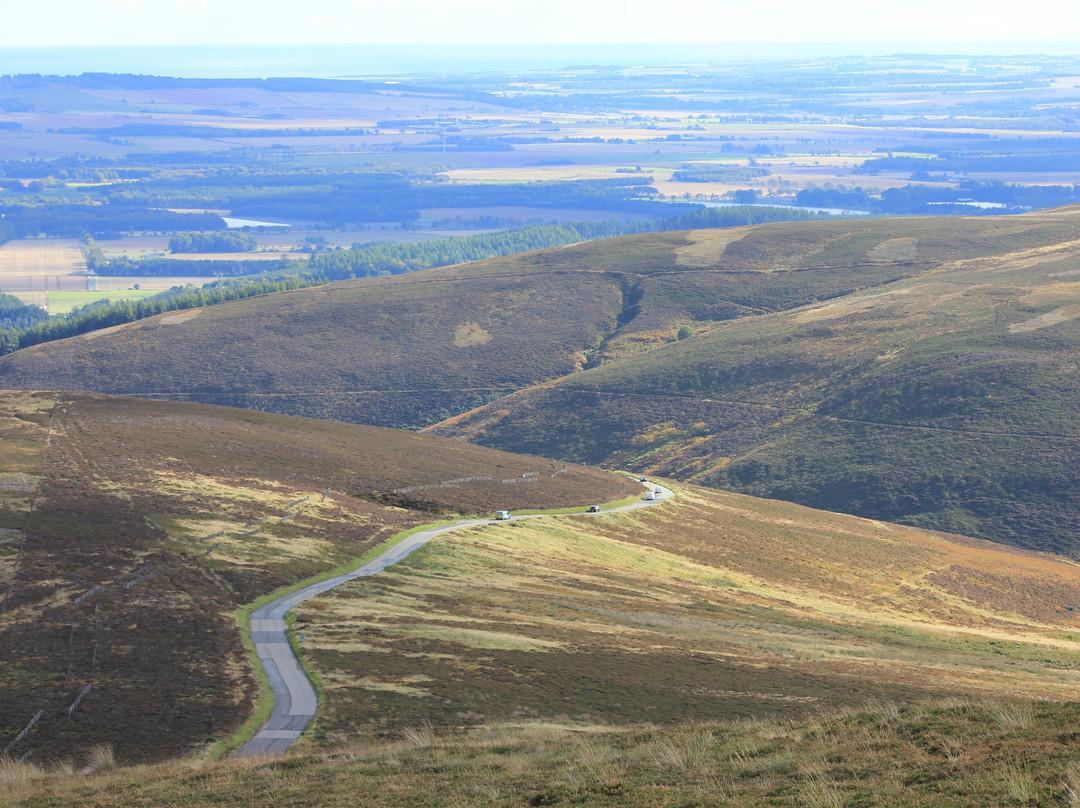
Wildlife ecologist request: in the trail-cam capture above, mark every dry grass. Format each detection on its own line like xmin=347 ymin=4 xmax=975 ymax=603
xmin=295 ymin=481 xmax=1080 ymax=747
xmin=984 ymin=699 xmax=1035 ymax=732
xmin=10 ymin=701 xmax=1080 ymax=807
xmin=0 ymin=757 xmax=45 ymax=802
xmin=82 ymin=744 xmax=117 ymax=775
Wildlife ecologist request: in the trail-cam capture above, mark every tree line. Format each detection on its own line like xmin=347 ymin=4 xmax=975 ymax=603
xmin=0 ymin=203 xmax=826 ymax=354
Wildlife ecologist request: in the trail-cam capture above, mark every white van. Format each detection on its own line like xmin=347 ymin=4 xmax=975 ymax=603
xmin=644 ymin=492 xmax=656 ymax=501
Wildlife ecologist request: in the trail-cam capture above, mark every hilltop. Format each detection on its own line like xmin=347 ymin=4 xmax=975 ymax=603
xmin=0 ymin=391 xmax=635 ymax=764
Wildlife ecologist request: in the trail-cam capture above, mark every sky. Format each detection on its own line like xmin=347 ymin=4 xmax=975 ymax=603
xmin=3 ymin=0 xmax=1080 ymax=48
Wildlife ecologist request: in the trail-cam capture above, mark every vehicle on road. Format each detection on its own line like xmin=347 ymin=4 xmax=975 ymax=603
xmin=644 ymin=491 xmax=656 ymax=501
xmin=638 ymin=476 xmax=648 ymax=482
xmin=588 ymin=505 xmax=601 ymax=513
xmin=494 ymin=510 xmax=511 ymax=520
xmin=654 ymin=486 xmax=663 ymax=494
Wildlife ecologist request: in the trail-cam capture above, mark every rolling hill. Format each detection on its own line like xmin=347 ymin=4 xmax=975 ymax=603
xmin=10 ymin=476 xmax=1080 ymax=806
xmin=0 ymin=390 xmax=635 ymax=764
xmin=430 ymin=209 xmax=1080 ymax=555
xmin=4 ymin=211 xmax=1080 ymax=554
xmin=0 ymin=221 xmax=959 ymax=428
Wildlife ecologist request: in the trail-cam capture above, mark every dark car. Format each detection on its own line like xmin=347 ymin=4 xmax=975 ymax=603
xmin=588 ymin=505 xmax=601 ymax=513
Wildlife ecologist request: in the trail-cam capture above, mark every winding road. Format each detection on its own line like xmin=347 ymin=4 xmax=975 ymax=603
xmin=236 ymin=478 xmax=673 ymax=757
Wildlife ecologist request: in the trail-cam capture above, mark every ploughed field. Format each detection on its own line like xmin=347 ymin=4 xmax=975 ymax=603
xmin=0 ymin=391 xmax=635 ymax=764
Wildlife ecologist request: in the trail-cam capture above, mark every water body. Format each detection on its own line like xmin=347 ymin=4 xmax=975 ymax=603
xmin=221 ymin=217 xmax=291 ymax=229
xmin=2 ymin=42 xmax=1078 ymax=79
xmin=698 ymin=201 xmax=870 ymax=216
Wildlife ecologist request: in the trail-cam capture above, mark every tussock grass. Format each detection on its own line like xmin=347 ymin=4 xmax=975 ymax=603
xmin=0 ymin=757 xmax=45 ymax=802
xmin=399 ymin=720 xmax=438 ymax=749
xmin=1061 ymin=763 xmax=1080 ymax=807
xmin=984 ymin=699 xmax=1035 ymax=732
xmin=82 ymin=744 xmax=117 ymax=775
xmin=10 ymin=700 xmax=1080 ymax=807
xmin=649 ymin=726 xmax=714 ymax=771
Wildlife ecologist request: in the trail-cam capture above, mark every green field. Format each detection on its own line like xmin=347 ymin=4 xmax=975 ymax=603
xmin=45 ymin=289 xmax=161 ymax=315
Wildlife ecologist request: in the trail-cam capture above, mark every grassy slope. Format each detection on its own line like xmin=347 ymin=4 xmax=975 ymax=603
xmin=11 ymin=481 xmax=1080 ymax=806
xmin=0 ymin=224 xmax=939 ymax=429
xmin=431 ymin=210 xmax=1080 ymax=556
xmin=0 ymin=391 xmax=635 ymax=765
xmin=293 ymin=483 xmax=1080 ymax=741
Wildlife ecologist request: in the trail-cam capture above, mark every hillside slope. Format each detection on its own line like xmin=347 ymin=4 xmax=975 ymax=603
xmin=6 ymin=213 xmax=1080 ymax=553
xmin=11 ymin=479 xmax=1080 ymax=805
xmin=297 ymin=481 xmax=1080 ymax=738
xmin=0 ymin=391 xmax=635 ymax=764
xmin=431 ymin=211 xmax=1080 ymax=555
xmin=0 ymin=220 xmax=971 ymax=427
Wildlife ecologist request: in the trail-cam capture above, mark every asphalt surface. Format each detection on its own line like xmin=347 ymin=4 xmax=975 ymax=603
xmin=236 ymin=478 xmax=673 ymax=757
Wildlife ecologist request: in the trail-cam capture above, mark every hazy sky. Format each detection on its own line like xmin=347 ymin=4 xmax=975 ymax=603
xmin=3 ymin=0 xmax=1079 ymax=47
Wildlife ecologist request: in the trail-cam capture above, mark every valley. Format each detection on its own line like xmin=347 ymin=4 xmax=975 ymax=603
xmin=6 ymin=210 xmax=1080 ymax=557
xmin=5 ymin=48 xmax=1080 ymax=808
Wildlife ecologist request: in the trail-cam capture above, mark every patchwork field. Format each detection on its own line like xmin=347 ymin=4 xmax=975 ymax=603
xmin=0 ymin=239 xmax=208 ymax=312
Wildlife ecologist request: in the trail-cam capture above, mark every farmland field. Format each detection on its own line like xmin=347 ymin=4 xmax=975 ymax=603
xmin=45 ymin=288 xmax=161 ymax=314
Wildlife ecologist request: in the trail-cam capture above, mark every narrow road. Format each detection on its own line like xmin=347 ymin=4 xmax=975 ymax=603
xmin=236 ymin=478 xmax=672 ymax=757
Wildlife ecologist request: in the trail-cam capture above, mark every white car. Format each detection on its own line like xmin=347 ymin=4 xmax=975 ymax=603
xmin=494 ymin=510 xmax=511 ymax=520
xmin=644 ymin=492 xmax=656 ymax=501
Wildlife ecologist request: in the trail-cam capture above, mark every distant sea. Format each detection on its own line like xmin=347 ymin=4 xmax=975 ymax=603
xmin=2 ymin=42 xmax=1078 ymax=79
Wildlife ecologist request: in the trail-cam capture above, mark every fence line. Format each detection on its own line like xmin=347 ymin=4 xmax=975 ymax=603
xmin=286 ymin=496 xmax=310 ymax=510
xmin=3 ymin=709 xmax=43 ymax=755
xmin=129 ymin=562 xmax=153 ymax=579
xmin=392 ymin=475 xmax=494 ymax=494
xmin=67 ymin=684 xmax=91 ymax=717
xmin=73 ymin=586 xmax=106 ymax=605
xmin=122 ymin=571 xmax=155 ymax=590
